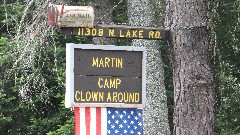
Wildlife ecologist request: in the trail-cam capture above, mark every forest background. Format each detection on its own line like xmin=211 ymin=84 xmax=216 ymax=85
xmin=0 ymin=0 xmax=239 ymax=134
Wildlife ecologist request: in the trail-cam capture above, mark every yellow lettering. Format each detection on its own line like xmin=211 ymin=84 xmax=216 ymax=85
xmin=75 ymin=91 xmax=81 ymax=101
xmin=109 ymin=29 xmax=115 ymax=37
xmin=119 ymin=30 xmax=125 ymax=37
xmin=149 ymin=31 xmax=154 ymax=38
xmin=86 ymin=91 xmax=91 ymax=101
xmin=104 ymin=79 xmax=109 ymax=88
xmin=105 ymin=57 xmax=110 ymax=67
xmin=99 ymin=92 xmax=104 ymax=101
xmin=89 ymin=92 xmax=104 ymax=102
xmin=80 ymin=91 xmax=85 ymax=101
xmin=124 ymin=92 xmax=129 ymax=102
xmin=126 ymin=30 xmax=131 ymax=38
xmin=148 ymin=31 xmax=161 ymax=39
xmin=98 ymin=78 xmax=121 ymax=89
xmin=107 ymin=92 xmax=112 ymax=102
xmin=104 ymin=92 xmax=140 ymax=103
xmin=85 ymin=28 xmax=91 ymax=36
xmin=92 ymin=57 xmax=123 ymax=68
xmin=132 ymin=30 xmax=137 ymax=37
xmin=116 ymin=78 xmax=121 ymax=89
xmin=118 ymin=92 xmax=123 ymax=102
xmin=75 ymin=91 xmax=105 ymax=102
xmin=139 ymin=30 xmax=143 ymax=38
xmin=135 ymin=93 xmax=140 ymax=102
xmin=98 ymin=78 xmax=103 ymax=88
xmin=129 ymin=93 xmax=134 ymax=102
xmin=155 ymin=31 xmax=161 ymax=38
xmin=92 ymin=28 xmax=97 ymax=36
xmin=78 ymin=28 xmax=81 ymax=35
xmin=112 ymin=92 xmax=117 ymax=102
xmin=99 ymin=29 xmax=104 ymax=36
xmin=117 ymin=58 xmax=123 ymax=68
xmin=92 ymin=57 xmax=99 ymax=67
xmin=115 ymin=58 xmax=118 ymax=67
xmin=92 ymin=92 xmax=98 ymax=101
xmin=109 ymin=79 xmax=115 ymax=89
xmin=99 ymin=58 xmax=104 ymax=67
xmin=111 ymin=58 xmax=116 ymax=67
xmin=75 ymin=91 xmax=139 ymax=103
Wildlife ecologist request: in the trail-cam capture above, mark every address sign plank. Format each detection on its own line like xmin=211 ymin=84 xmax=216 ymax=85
xmin=60 ymin=24 xmax=166 ymax=40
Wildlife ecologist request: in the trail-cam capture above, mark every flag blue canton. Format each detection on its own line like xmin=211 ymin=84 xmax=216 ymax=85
xmin=107 ymin=108 xmax=143 ymax=135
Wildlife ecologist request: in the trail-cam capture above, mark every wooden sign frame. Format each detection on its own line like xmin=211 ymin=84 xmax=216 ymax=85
xmin=65 ymin=43 xmax=147 ymax=108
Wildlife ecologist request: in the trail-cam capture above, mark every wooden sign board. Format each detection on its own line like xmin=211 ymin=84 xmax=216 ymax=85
xmin=60 ymin=25 xmax=166 ymax=40
xmin=65 ymin=44 xmax=146 ymax=108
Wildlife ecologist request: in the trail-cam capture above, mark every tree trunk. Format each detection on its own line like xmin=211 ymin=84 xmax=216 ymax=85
xmin=128 ymin=0 xmax=170 ymax=134
xmin=165 ymin=0 xmax=215 ymax=134
xmin=92 ymin=0 xmax=115 ymax=45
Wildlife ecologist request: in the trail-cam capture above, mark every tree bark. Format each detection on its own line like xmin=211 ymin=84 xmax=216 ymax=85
xmin=165 ymin=0 xmax=215 ymax=134
xmin=128 ymin=0 xmax=170 ymax=134
xmin=91 ymin=0 xmax=115 ymax=45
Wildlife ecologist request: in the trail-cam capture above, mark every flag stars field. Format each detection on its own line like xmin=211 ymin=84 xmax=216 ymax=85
xmin=120 ymin=114 xmax=123 ymax=119
xmin=107 ymin=108 xmax=143 ymax=135
xmin=75 ymin=107 xmax=143 ymax=135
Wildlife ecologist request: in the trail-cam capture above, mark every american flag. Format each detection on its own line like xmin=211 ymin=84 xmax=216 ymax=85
xmin=74 ymin=107 xmax=143 ymax=135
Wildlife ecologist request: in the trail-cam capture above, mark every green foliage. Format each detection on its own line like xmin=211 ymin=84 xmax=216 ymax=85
xmin=0 ymin=93 xmax=14 ymax=130
xmin=159 ymin=40 xmax=174 ymax=133
xmin=0 ymin=0 xmax=99 ymax=134
xmin=47 ymin=117 xmax=74 ymax=135
xmin=0 ymin=2 xmax=24 ymax=37
xmin=210 ymin=0 xmax=240 ymax=134
xmin=110 ymin=0 xmax=128 ymax=24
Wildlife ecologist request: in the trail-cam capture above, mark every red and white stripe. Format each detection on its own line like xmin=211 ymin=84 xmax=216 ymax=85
xmin=74 ymin=107 xmax=107 ymax=135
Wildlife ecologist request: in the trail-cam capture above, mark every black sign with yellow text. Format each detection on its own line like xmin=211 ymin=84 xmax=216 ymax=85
xmin=61 ymin=24 xmax=166 ymax=40
xmin=74 ymin=76 xmax=142 ymax=104
xmin=73 ymin=48 xmax=145 ymax=107
xmin=74 ymin=49 xmax=142 ymax=77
